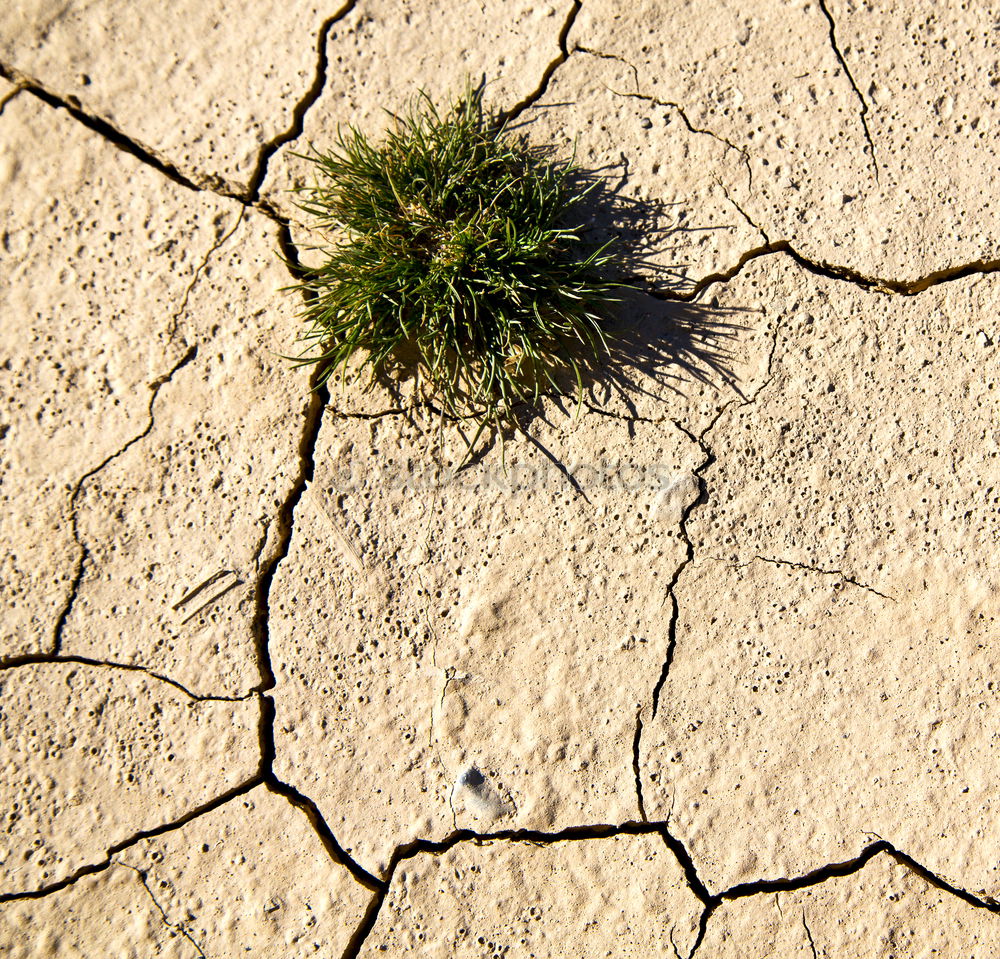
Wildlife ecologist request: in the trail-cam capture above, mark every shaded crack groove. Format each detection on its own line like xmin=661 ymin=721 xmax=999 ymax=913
xmin=660 ymin=828 xmax=713 ymax=907
xmin=0 ymin=653 xmax=251 ymax=703
xmin=632 ymin=709 xmax=647 ymax=822
xmin=325 ymin=406 xmax=408 ymax=421
xmin=721 ymin=841 xmax=885 ymax=902
xmin=52 ymin=344 xmax=198 ymax=655
xmin=883 ymin=842 xmax=1000 ymax=914
xmin=499 ymin=0 xmax=582 ymax=126
xmin=688 ymin=840 xmax=1000 ymax=959
xmin=50 ymin=550 xmax=85 ymax=656
xmin=264 ymin=778 xmax=384 ymax=893
xmin=721 ymin=840 xmax=1000 ymax=911
xmin=576 ymin=46 xmax=754 ymax=191
xmin=743 ymin=554 xmax=893 ymax=601
xmin=245 ymin=0 xmax=358 ymax=203
xmin=0 ymin=61 xmax=241 ymax=198
xmin=669 ymin=926 xmax=683 ymax=959
xmin=650 ymin=239 xmax=1000 ymax=304
xmin=0 ymin=80 xmax=24 ymax=114
xmin=249 ymin=365 xmax=328 ymax=696
xmin=802 ymin=911 xmax=819 ymax=959
xmin=816 ymin=0 xmax=879 ymax=182
xmin=649 ymin=591 xmax=679 ymax=718
xmin=257 ymin=693 xmax=383 ymax=897
xmin=118 ymin=861 xmax=208 ymax=958
xmin=0 ymin=778 xmax=262 ymax=904
xmin=581 ymin=403 xmax=660 ymax=425
xmin=688 ymin=905 xmax=714 ymax=959
xmin=341 ymin=820 xmax=708 ymax=959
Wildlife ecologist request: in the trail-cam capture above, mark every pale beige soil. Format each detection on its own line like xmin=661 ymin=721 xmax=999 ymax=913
xmin=2 ymin=1 xmax=1000 ymax=957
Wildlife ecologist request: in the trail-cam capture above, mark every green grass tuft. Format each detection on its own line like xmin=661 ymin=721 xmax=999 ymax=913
xmin=286 ymin=84 xmax=624 ymax=452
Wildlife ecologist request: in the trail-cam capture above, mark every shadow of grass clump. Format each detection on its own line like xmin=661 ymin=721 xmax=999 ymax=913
xmin=286 ymin=83 xmax=743 ymax=461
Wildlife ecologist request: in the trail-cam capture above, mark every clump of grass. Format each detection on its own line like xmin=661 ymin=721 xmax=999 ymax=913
xmin=288 ymin=84 xmax=623 ymax=452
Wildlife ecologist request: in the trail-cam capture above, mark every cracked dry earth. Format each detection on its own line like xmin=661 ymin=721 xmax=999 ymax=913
xmin=2 ymin=0 xmax=1000 ymax=957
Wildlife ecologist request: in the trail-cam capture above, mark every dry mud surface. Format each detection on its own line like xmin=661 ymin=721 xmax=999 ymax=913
xmin=2 ymin=1 xmax=1000 ymax=956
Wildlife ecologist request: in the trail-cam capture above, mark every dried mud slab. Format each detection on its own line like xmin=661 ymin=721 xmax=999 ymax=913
xmin=0 ymin=662 xmax=259 ymax=896
xmin=690 ymin=266 xmax=999 ymax=587
xmin=262 ymin=0 xmax=576 ymax=219
xmin=270 ymin=406 xmax=699 ymax=877
xmin=0 ymin=94 xmax=232 ymax=661
xmin=642 ymin=258 xmax=1000 ymax=896
xmin=701 ymin=851 xmax=1000 ymax=956
xmin=361 ymin=834 xmax=704 ymax=957
xmin=0 ymin=864 xmax=200 ymax=958
xmin=574 ymin=0 xmax=1000 ymax=281
xmin=116 ymin=785 xmax=373 ymax=958
xmin=0 ymin=0 xmax=337 ymax=192
xmin=58 ymin=212 xmax=311 ymax=698
xmin=572 ymin=0 xmax=868 ymax=259
xmin=522 ymin=47 xmax=764 ymax=288
xmin=819 ymin=0 xmax=1000 ymax=282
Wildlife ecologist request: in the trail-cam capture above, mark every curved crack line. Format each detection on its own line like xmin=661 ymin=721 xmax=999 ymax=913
xmin=51 ymin=343 xmax=197 ymax=656
xmin=263 ymin=776 xmax=384 ymax=893
xmin=575 ymin=45 xmax=754 ymax=192
xmin=649 ymin=311 xmax=784 ymax=718
xmin=248 ymin=365 xmax=328 ymax=696
xmin=0 ymin=60 xmax=242 ymax=198
xmin=0 ymin=79 xmax=24 ymax=114
xmin=166 ymin=206 xmax=246 ymax=341
xmin=885 ymin=847 xmax=1000 ymax=913
xmin=734 ymin=554 xmax=894 ymax=601
xmin=688 ymin=840 xmax=1000 ymax=958
xmin=0 ymin=654 xmax=255 ymax=703
xmin=499 ymin=0 xmax=582 ymax=126
xmin=116 ymin=860 xmax=208 ymax=959
xmin=0 ymin=777 xmax=263 ymax=904
xmin=246 ymin=0 xmax=358 ymax=203
xmin=340 ymin=818 xmax=710 ymax=959
xmin=718 ymin=839 xmax=1000 ymax=911
xmin=802 ymin=911 xmax=819 ymax=959
xmin=643 ymin=239 xmax=1000 ymax=305
xmin=52 ymin=205 xmax=244 ymax=659
xmin=257 ymin=690 xmax=382 ymax=892
xmin=816 ymin=0 xmax=879 ymax=182
xmin=636 ymin=316 xmax=783 ymax=923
